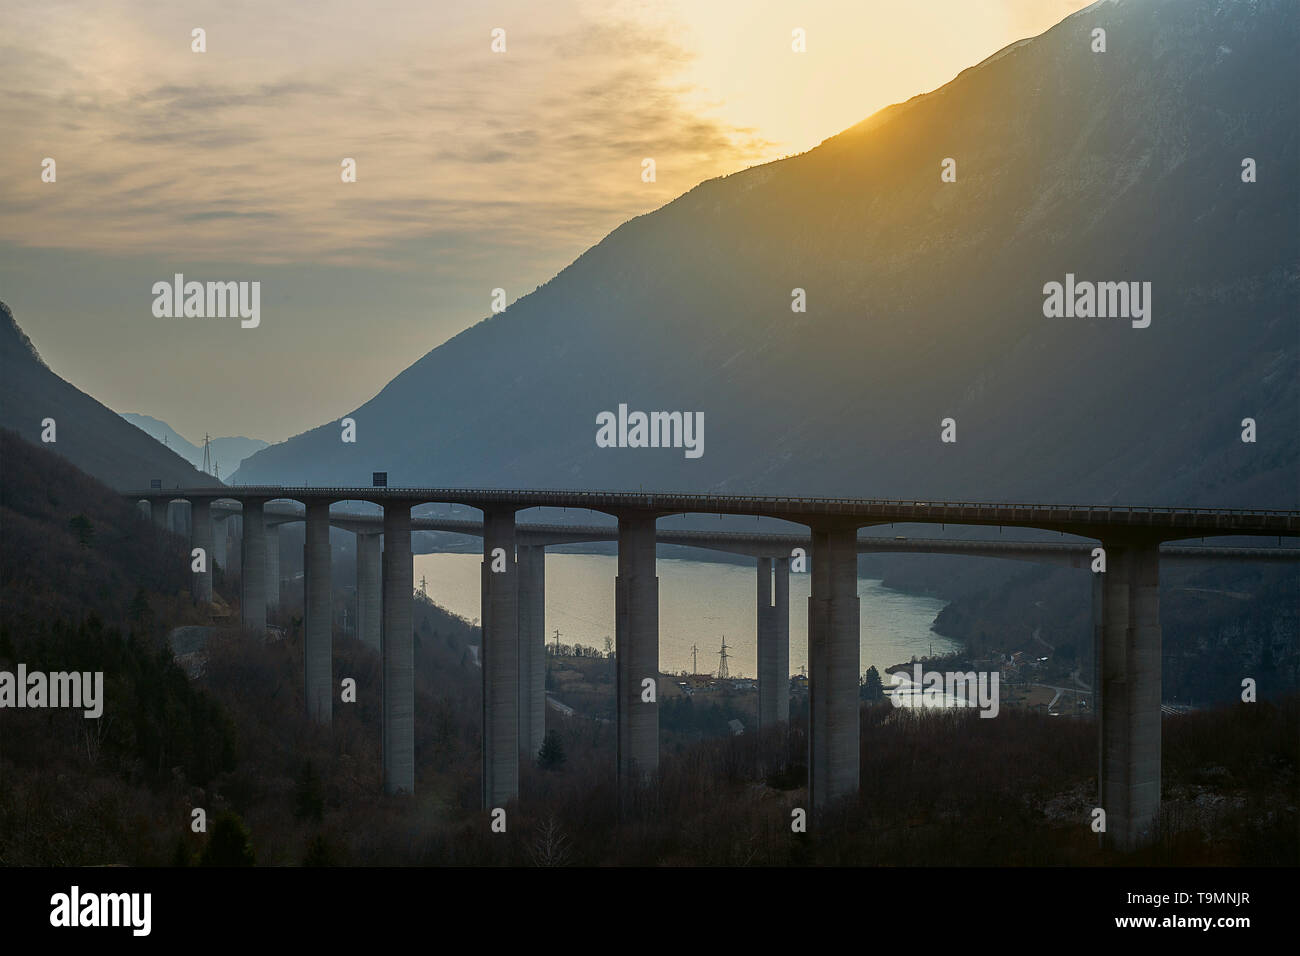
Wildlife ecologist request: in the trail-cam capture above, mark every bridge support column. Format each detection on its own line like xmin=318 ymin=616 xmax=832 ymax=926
xmin=150 ymin=498 xmax=169 ymax=531
xmin=382 ymin=504 xmax=414 ymax=795
xmin=265 ymin=523 xmax=280 ymax=614
xmin=1098 ymin=542 xmax=1162 ymax=851
xmin=1091 ymin=570 xmax=1103 ymax=714
xmin=808 ymin=524 xmax=860 ymax=812
xmin=757 ymin=557 xmax=777 ymax=728
xmin=190 ymin=499 xmax=213 ymax=603
xmin=212 ymin=515 xmax=228 ymax=569
xmin=228 ymin=516 xmax=241 ymax=575
xmin=482 ymin=509 xmax=519 ymax=808
xmin=774 ymin=556 xmax=790 ymax=722
xmin=616 ymin=513 xmax=659 ymax=787
xmin=517 ymin=544 xmax=546 ymax=762
xmin=240 ymin=501 xmax=266 ymax=632
xmin=756 ymin=556 xmax=792 ymax=726
xmin=356 ymin=532 xmax=382 ymax=651
xmin=304 ymin=501 xmax=332 ymax=724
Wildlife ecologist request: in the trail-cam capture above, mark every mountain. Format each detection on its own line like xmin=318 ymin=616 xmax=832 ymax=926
xmin=0 ymin=301 xmax=216 ymax=491
xmin=120 ymin=413 xmax=268 ymax=482
xmin=232 ymin=0 xmax=1297 ymax=513
xmin=0 ymin=427 xmax=194 ymax=625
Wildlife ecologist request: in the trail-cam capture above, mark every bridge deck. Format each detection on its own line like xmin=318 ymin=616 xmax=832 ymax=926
xmin=130 ymin=486 xmax=1300 ymax=539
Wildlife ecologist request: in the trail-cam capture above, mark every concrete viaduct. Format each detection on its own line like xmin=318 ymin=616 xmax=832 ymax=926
xmin=130 ymin=486 xmax=1300 ymax=851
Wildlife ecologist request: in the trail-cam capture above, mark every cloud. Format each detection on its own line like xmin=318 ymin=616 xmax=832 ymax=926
xmin=0 ymin=0 xmax=772 ymax=269
xmin=182 ymin=210 xmax=278 ymax=222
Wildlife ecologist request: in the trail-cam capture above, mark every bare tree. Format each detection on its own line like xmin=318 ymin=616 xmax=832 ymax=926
xmin=527 ymin=814 xmax=572 ymax=867
xmin=77 ymin=714 xmax=112 ymax=768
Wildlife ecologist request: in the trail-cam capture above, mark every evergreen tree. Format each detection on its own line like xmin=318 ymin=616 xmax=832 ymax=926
xmin=294 ymin=760 xmax=324 ymax=822
xmin=302 ymin=833 xmax=337 ymax=866
xmin=68 ymin=513 xmax=94 ymax=547
xmin=199 ymin=811 xmax=255 ymax=866
xmin=861 ymin=665 xmax=885 ymax=701
xmin=128 ymin=587 xmax=152 ymax=625
xmin=537 ymin=730 xmax=566 ymax=771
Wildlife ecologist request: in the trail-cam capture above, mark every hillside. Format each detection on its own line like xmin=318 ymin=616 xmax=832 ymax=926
xmin=0 ymin=301 xmax=217 ymax=491
xmin=0 ymin=427 xmax=197 ymax=626
xmin=0 ymin=429 xmax=484 ymax=864
xmin=232 ymin=0 xmax=1297 ymax=514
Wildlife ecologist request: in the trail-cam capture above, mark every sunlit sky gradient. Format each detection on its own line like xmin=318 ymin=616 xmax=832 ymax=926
xmin=1 ymin=0 xmax=1092 ymax=443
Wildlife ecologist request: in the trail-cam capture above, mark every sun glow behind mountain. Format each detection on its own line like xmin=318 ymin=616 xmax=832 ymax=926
xmin=2 ymin=0 xmax=1095 ymax=440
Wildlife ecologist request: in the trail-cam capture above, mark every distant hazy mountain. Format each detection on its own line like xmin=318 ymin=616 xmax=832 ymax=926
xmin=0 ymin=301 xmax=215 ymax=491
xmin=233 ymin=0 xmax=1297 ymax=512
xmin=120 ymin=413 xmax=268 ymax=482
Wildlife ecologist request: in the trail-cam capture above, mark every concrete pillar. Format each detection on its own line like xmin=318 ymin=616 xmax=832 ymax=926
xmin=616 ymin=513 xmax=659 ymax=785
xmin=1098 ymin=542 xmax=1162 ymax=851
xmin=356 ymin=532 xmax=382 ymax=651
xmin=517 ymin=544 xmax=546 ymax=760
xmin=774 ymin=556 xmax=790 ymax=722
xmin=240 ymin=500 xmax=266 ymax=632
xmin=382 ymin=504 xmax=414 ymax=795
xmin=212 ymin=515 xmax=228 ymax=568
xmin=190 ymin=499 xmax=213 ymax=603
xmin=1092 ymin=570 xmax=1103 ymax=716
xmin=150 ymin=498 xmax=169 ymax=530
xmin=304 ymin=501 xmax=332 ymax=724
xmin=482 ymin=510 xmax=519 ymax=807
xmin=265 ymin=523 xmax=280 ymax=613
xmin=808 ymin=524 xmax=860 ymax=811
xmin=756 ymin=557 xmax=777 ymax=728
xmin=228 ymin=516 xmax=241 ymax=576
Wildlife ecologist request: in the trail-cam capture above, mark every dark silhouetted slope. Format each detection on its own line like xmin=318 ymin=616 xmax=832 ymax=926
xmin=0 ymin=301 xmax=216 ymax=490
xmin=0 ymin=427 xmax=193 ymax=626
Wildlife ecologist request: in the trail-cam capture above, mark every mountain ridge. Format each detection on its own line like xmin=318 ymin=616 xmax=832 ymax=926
xmin=1 ymin=301 xmax=218 ymax=490
xmin=120 ymin=412 xmax=267 ymax=480
xmin=232 ymin=0 xmax=1297 ymax=514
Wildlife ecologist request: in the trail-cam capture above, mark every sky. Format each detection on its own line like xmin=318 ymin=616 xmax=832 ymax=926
xmin=1 ymin=0 xmax=1092 ymax=443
